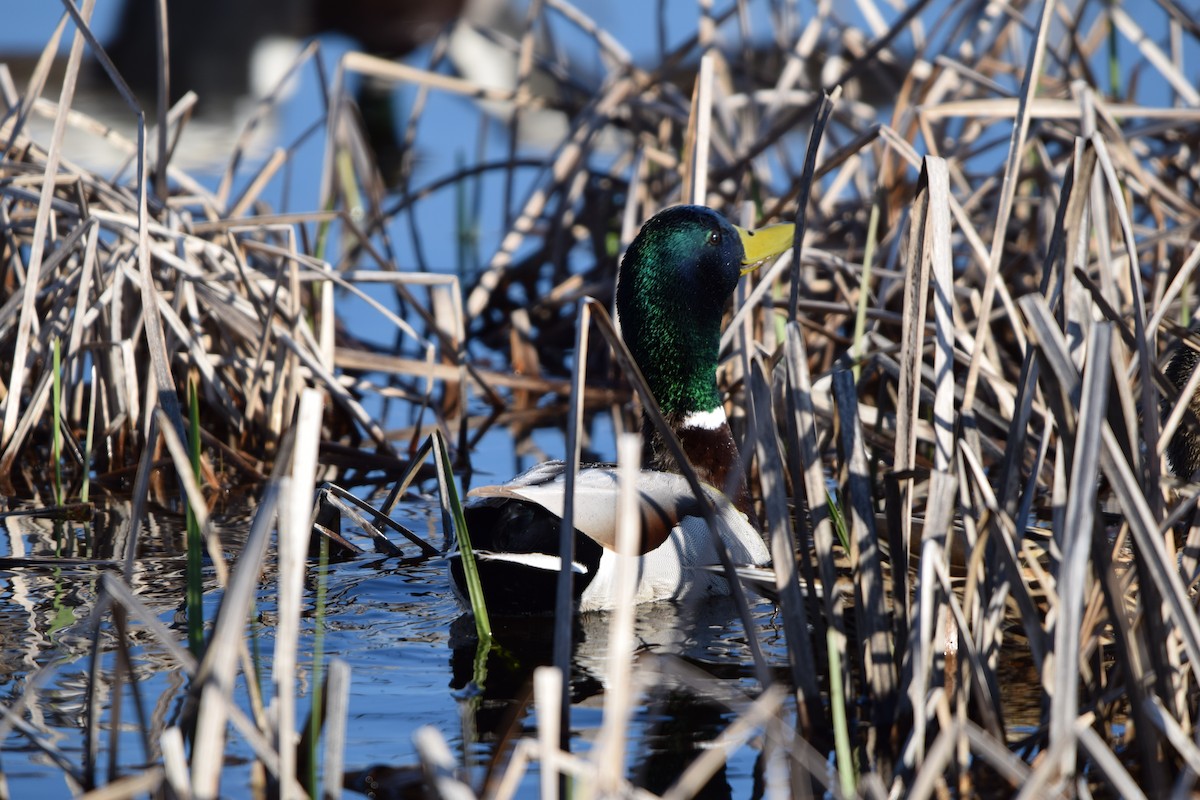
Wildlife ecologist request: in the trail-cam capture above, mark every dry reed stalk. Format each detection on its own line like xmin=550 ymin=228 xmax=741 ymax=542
xmin=321 ymin=658 xmax=352 ymax=800
xmin=2 ymin=0 xmax=94 ymax=452
xmin=189 ymin=455 xmax=288 ymax=797
xmin=549 ymin=298 xmax=592 ymax=737
xmin=414 ymin=725 xmax=476 ymax=799
xmin=833 ymin=365 xmax=895 ymax=765
xmin=749 ymin=361 xmax=819 ymax=730
xmin=587 ymin=433 xmax=643 ymax=798
xmin=533 ymin=665 xmax=562 ymax=800
xmin=320 ymin=483 xmax=428 ymax=555
xmin=659 ymin=685 xmax=788 ymax=800
xmin=1049 ymin=320 xmax=1110 ymax=778
xmin=273 ymin=389 xmax=324 ymax=800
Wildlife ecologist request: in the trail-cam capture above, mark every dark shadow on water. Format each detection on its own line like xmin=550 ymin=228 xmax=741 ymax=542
xmin=636 ymin=686 xmax=733 ymax=800
xmin=447 ymin=612 xmax=604 ymax=741
xmin=446 ymin=596 xmax=776 ymax=797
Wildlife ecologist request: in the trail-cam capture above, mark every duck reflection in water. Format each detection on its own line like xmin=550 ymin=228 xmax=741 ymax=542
xmin=446 ymin=597 xmax=782 ymax=799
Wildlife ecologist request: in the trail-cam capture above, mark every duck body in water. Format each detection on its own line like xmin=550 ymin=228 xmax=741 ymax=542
xmin=449 ymin=206 xmax=794 ymax=614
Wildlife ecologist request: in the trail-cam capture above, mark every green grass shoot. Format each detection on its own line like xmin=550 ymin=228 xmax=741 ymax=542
xmin=432 ymin=430 xmax=492 ymax=646
xmin=827 ymin=489 xmax=851 ymax=553
xmin=828 ymin=626 xmax=856 ymax=798
xmin=185 ymin=379 xmax=205 ymax=659
xmin=52 ymin=337 xmax=63 ymax=507
xmin=852 ymin=200 xmax=880 ymax=383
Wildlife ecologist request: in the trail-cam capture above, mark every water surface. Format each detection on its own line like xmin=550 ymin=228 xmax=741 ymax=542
xmin=0 ymin=491 xmax=792 ymax=798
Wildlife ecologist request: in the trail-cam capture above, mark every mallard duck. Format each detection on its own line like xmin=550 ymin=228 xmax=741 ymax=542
xmin=450 ymin=205 xmax=795 ymax=614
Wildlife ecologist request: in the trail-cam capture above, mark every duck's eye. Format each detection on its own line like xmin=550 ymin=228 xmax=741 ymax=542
xmin=707 ymin=230 xmax=721 ymax=246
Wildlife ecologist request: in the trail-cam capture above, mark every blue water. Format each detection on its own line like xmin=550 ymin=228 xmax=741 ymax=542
xmin=0 ymin=495 xmax=792 ymax=798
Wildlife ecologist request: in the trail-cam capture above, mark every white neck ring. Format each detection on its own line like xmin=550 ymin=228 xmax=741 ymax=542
xmin=681 ymin=407 xmax=727 ymax=430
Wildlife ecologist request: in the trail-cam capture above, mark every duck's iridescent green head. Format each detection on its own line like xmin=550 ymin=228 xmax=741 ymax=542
xmin=616 ymin=206 xmax=794 ymax=416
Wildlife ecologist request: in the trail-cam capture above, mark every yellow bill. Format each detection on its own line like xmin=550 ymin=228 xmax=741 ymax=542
xmin=735 ymin=222 xmax=795 ymax=274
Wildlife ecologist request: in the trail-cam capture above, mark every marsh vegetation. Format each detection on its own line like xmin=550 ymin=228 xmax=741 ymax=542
xmin=4 ymin=0 xmax=1200 ymax=797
